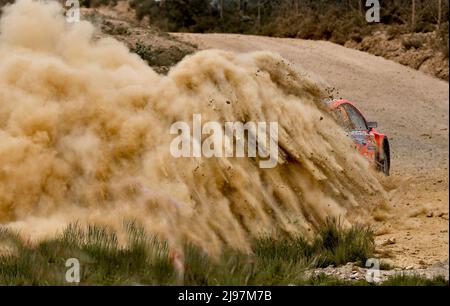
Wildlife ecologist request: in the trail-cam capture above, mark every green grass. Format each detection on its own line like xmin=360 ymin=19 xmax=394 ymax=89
xmin=131 ymin=41 xmax=193 ymax=74
xmin=0 ymin=219 xmax=446 ymax=286
xmin=381 ymin=275 xmax=449 ymax=286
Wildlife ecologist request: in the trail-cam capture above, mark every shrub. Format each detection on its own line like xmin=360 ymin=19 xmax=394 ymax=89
xmin=312 ymin=218 xmax=375 ymax=267
xmin=0 ymin=218 xmax=376 ymax=285
xmin=382 ymin=274 xmax=449 ymax=286
xmin=402 ymin=35 xmax=425 ymax=49
xmin=131 ymin=41 xmax=193 ymax=74
xmin=0 ymin=219 xmax=445 ymax=286
xmin=386 ymin=25 xmax=407 ymax=40
xmin=80 ymin=0 xmax=118 ymax=8
xmin=414 ymin=22 xmax=437 ymax=33
xmin=435 ymin=22 xmax=449 ymax=58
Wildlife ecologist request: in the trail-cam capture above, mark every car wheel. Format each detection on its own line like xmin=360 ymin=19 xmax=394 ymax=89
xmin=380 ymin=139 xmax=390 ymax=176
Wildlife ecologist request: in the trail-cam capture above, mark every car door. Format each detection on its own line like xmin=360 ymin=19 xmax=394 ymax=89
xmin=339 ymin=103 xmax=377 ymax=161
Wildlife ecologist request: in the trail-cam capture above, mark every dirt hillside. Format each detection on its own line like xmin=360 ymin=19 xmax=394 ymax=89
xmin=80 ymin=3 xmax=197 ymax=74
xmin=345 ymin=29 xmax=449 ymax=81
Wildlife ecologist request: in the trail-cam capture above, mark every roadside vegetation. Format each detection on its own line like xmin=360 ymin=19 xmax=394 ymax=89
xmin=125 ymin=0 xmax=448 ymax=53
xmin=0 ymin=219 xmax=446 ymax=286
xmin=103 ymin=0 xmax=449 ymax=80
xmin=2 ymin=0 xmax=447 ymax=78
xmin=33 ymin=0 xmax=446 ymax=57
xmin=81 ymin=8 xmax=197 ymax=74
xmin=130 ymin=41 xmax=193 ymax=74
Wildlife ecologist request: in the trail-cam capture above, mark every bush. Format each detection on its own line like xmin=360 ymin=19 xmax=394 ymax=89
xmin=386 ymin=25 xmax=408 ymax=40
xmin=414 ymin=21 xmax=437 ymax=33
xmin=382 ymin=274 xmax=449 ymax=286
xmin=402 ymin=35 xmax=425 ymax=49
xmin=102 ymin=21 xmax=130 ymax=36
xmin=0 ymin=222 xmax=173 ymax=285
xmin=296 ymin=16 xmax=321 ymax=40
xmin=125 ymin=0 xmax=448 ymax=55
xmin=435 ymin=22 xmax=449 ymax=58
xmin=0 ymin=218 xmax=376 ymax=285
xmin=0 ymin=219 xmax=445 ymax=286
xmin=131 ymin=41 xmax=193 ymax=74
xmin=312 ymin=218 xmax=375 ymax=267
xmin=79 ymin=0 xmax=118 ymax=8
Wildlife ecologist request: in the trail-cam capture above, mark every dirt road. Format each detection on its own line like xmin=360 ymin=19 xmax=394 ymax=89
xmin=175 ymin=33 xmax=449 ymax=268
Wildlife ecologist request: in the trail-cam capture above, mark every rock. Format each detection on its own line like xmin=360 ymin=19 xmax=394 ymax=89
xmin=427 ymin=211 xmax=434 ymax=218
xmin=382 ymin=237 xmax=397 ymax=246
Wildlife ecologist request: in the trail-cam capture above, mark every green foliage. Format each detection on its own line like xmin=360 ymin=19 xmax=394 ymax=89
xmin=435 ymin=22 xmax=449 ymax=58
xmin=0 ymin=222 xmax=175 ymax=285
xmin=0 ymin=218 xmax=446 ymax=286
xmin=252 ymin=218 xmax=375 ymax=269
xmin=402 ymin=35 xmax=425 ymax=49
xmin=386 ymin=24 xmax=408 ymax=40
xmin=79 ymin=0 xmax=118 ymax=8
xmin=131 ymin=41 xmax=193 ymax=73
xmin=126 ymin=0 xmax=449 ymax=46
xmin=381 ymin=274 xmax=449 ymax=286
xmin=313 ymin=218 xmax=375 ymax=267
xmin=0 ymin=218 xmax=378 ymax=285
xmin=131 ymin=0 xmax=212 ymax=32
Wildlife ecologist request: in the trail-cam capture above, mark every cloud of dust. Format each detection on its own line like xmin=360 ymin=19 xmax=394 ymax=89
xmin=0 ymin=0 xmax=386 ymax=253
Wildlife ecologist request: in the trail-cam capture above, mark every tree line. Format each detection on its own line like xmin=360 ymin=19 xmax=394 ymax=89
xmin=0 ymin=0 xmax=447 ymax=56
xmin=0 ymin=1 xmax=447 ymax=36
xmin=127 ymin=0 xmax=448 ymax=33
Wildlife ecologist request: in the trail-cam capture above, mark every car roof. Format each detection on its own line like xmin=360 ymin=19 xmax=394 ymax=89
xmin=326 ymin=99 xmax=354 ymax=109
xmin=323 ymin=99 xmax=367 ymax=118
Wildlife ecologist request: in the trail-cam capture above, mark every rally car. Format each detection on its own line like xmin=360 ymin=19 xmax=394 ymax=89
xmin=327 ymin=99 xmax=391 ymax=176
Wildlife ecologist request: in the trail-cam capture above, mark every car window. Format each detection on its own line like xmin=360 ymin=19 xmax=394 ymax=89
xmin=335 ymin=106 xmax=355 ymax=131
xmin=342 ymin=104 xmax=367 ymax=131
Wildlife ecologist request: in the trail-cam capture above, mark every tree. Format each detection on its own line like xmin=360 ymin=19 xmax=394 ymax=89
xmin=437 ymin=0 xmax=442 ymax=28
xmin=256 ymin=0 xmax=261 ymax=28
xmin=292 ymin=0 xmax=300 ymax=15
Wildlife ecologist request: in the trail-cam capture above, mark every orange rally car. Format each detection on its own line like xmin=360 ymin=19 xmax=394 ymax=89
xmin=328 ymin=99 xmax=391 ymax=176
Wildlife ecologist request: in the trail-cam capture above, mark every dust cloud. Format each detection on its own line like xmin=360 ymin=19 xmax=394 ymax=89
xmin=0 ymin=0 xmax=385 ymax=253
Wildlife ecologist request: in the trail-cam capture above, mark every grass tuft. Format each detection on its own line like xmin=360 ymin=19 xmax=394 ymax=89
xmin=0 ymin=219 xmax=445 ymax=286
